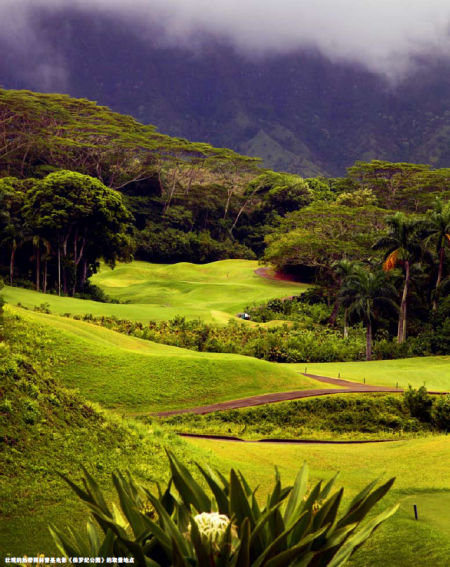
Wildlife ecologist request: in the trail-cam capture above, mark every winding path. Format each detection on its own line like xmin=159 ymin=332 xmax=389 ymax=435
xmin=155 ymin=373 xmax=448 ymax=417
xmin=154 ymin=374 xmax=408 ymax=417
xmin=154 ymin=373 xmax=448 ymax=444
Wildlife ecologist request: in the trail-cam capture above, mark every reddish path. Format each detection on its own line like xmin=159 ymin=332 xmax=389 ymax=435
xmin=154 ymin=374 xmax=405 ymax=417
xmin=155 ymin=373 xmax=448 ymax=417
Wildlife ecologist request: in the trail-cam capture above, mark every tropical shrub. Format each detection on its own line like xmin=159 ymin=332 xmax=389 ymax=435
xmin=403 ymin=386 xmax=433 ymax=422
xmin=432 ymin=395 xmax=450 ymax=431
xmin=51 ymin=453 xmax=398 ymax=566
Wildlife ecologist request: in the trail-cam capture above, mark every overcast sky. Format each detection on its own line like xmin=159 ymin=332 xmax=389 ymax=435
xmin=2 ymin=0 xmax=450 ymax=78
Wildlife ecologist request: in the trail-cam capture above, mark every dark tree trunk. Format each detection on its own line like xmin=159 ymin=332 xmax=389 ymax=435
xmin=397 ymin=260 xmax=410 ymax=343
xmin=328 ymin=298 xmax=340 ymax=326
xmin=81 ymin=258 xmax=88 ymax=286
xmin=57 ymin=244 xmax=61 ymax=296
xmin=343 ymin=307 xmax=349 ymax=339
xmin=72 ymin=233 xmax=86 ymax=296
xmin=62 ymin=232 xmax=69 ymax=295
xmin=366 ymin=319 xmax=372 ymax=361
xmin=35 ymin=247 xmax=40 ymax=292
xmin=43 ymin=260 xmax=47 ymax=294
xmin=432 ymin=246 xmax=445 ymax=311
xmin=9 ymin=244 xmax=16 ymax=285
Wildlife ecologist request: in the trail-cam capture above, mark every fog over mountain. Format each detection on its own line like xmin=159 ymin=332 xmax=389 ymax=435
xmin=3 ymin=0 xmax=450 ymax=76
xmin=2 ymin=1 xmax=450 ymax=174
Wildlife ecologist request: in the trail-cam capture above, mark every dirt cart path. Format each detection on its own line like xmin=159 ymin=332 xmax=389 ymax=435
xmin=154 ymin=374 xmax=405 ymax=417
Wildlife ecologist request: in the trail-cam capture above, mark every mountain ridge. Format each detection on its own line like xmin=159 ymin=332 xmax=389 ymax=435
xmin=2 ymin=8 xmax=450 ymax=175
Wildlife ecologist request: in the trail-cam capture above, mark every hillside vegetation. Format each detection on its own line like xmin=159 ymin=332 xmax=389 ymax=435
xmin=11 ymin=307 xmax=318 ymax=413
xmin=0 ymin=306 xmax=218 ymax=554
xmin=6 ymin=11 xmax=450 ymax=176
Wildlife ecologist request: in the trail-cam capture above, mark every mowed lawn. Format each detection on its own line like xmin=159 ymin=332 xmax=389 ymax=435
xmin=13 ymin=307 xmax=319 ymax=413
xmin=295 ymin=358 xmax=450 ymax=392
xmin=187 ymin=435 xmax=450 ymax=567
xmin=91 ymin=259 xmax=307 ymax=320
xmin=4 ymin=260 xmax=305 ymax=323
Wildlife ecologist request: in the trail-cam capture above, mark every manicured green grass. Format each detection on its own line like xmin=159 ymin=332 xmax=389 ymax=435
xmin=293 ymin=357 xmax=450 ymax=392
xmin=186 ymin=435 xmax=450 ymax=567
xmin=11 ymin=307 xmax=319 ymax=414
xmin=3 ymin=260 xmax=449 ymax=566
xmin=4 ymin=260 xmax=305 ymax=323
xmin=91 ymin=259 xmax=306 ymax=320
xmin=2 ymin=305 xmax=449 ymax=565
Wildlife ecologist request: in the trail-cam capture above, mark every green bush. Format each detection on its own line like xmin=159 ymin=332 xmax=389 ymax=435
xmin=432 ymin=395 xmax=450 ymax=431
xmin=403 ymin=386 xmax=433 ymax=422
xmin=372 ymin=340 xmax=410 ymax=360
xmin=51 ymin=452 xmax=397 ymax=566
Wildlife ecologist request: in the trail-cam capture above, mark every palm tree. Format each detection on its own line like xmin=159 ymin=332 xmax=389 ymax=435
xmin=329 ymin=258 xmax=358 ymax=337
xmin=374 ymin=212 xmax=422 ymax=343
xmin=340 ymin=266 xmax=398 ymax=360
xmin=423 ymin=199 xmax=450 ymax=310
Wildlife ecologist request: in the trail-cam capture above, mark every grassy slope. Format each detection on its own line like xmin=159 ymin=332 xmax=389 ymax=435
xmin=12 ymin=307 xmax=319 ymax=413
xmin=0 ymin=309 xmax=217 ymax=556
xmin=4 ymin=261 xmax=305 ymax=323
xmin=295 ymin=358 xmax=450 ymax=392
xmin=187 ymin=435 xmax=450 ymax=567
xmin=91 ymin=259 xmax=306 ymax=320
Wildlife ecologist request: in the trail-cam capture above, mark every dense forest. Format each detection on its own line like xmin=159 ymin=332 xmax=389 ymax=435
xmin=1 ymin=88 xmax=449 ymax=360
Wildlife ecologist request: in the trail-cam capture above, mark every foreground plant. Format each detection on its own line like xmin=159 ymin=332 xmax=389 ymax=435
xmin=51 ymin=452 xmax=398 ymax=566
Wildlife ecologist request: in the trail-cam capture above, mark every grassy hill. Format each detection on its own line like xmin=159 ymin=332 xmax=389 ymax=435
xmin=0 ymin=307 xmax=217 ymax=555
xmin=2 ymin=259 xmax=450 ymax=565
xmin=11 ymin=307 xmax=318 ymax=414
xmin=91 ymin=259 xmax=306 ymax=320
xmin=4 ymin=260 xmax=306 ymax=323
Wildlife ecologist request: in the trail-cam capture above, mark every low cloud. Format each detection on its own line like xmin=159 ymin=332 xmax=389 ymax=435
xmin=2 ymin=0 xmax=450 ymax=78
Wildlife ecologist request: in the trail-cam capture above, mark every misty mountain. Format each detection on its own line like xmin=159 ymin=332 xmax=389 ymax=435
xmin=2 ymin=8 xmax=450 ymax=176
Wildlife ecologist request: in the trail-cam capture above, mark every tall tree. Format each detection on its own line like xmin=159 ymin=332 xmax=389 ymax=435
xmin=264 ymin=203 xmax=388 ymax=277
xmin=347 ymin=160 xmax=430 ymax=210
xmin=340 ymin=266 xmax=398 ymax=360
xmin=423 ymin=199 xmax=450 ymax=310
xmin=0 ymin=177 xmax=29 ymax=285
xmin=23 ymin=170 xmax=133 ymax=295
xmin=375 ymin=212 xmax=422 ymax=343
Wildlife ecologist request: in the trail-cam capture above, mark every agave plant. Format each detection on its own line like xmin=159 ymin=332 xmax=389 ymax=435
xmin=51 ymin=451 xmax=398 ymax=566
